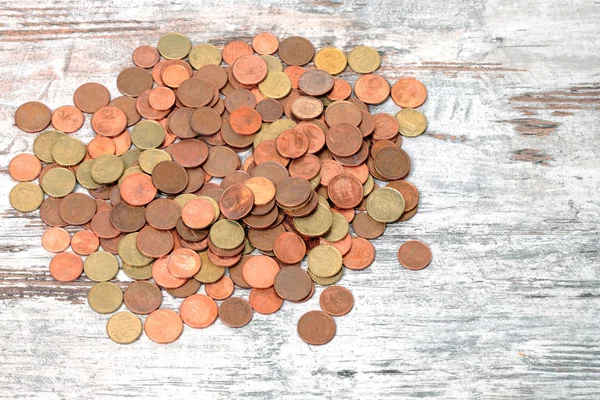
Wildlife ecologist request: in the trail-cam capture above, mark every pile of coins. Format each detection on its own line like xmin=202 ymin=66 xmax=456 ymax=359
xmin=8 ymin=32 xmax=432 ymax=345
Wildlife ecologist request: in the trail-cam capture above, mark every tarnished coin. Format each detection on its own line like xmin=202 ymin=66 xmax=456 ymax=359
xmin=14 ymin=101 xmax=51 ymax=133
xmin=123 ymin=281 xmax=162 ymax=315
xmin=219 ymin=297 xmax=253 ymax=328
xmin=297 ymin=310 xmax=336 ymax=345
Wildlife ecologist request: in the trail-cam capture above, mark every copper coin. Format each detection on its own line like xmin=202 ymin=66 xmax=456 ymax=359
xmin=189 ymin=107 xmax=222 ymax=136
xmin=88 ymin=136 xmax=115 ymax=158
xmin=343 ymin=236 xmax=375 ymax=270
xmin=242 ymin=177 xmax=275 ymax=207
xmin=342 ymin=163 xmax=369 ymax=184
xmin=232 ymin=55 xmax=268 ymax=85
xmin=14 ymin=101 xmax=52 ymax=133
xmin=398 ymin=240 xmax=432 ymax=270
xmin=195 ymin=64 xmax=228 ymax=89
xmin=145 ymin=309 xmax=183 ymax=344
xmin=145 ymin=198 xmax=181 ymax=230
xmin=9 ymin=153 xmax=42 ymax=182
xmin=120 ymin=173 xmax=157 ymax=206
xmin=327 ymin=78 xmax=352 ymax=100
xmin=327 ymin=174 xmax=363 ymax=209
xmin=298 ymin=69 xmax=334 ymax=96
xmin=49 ymin=252 xmax=83 ymax=282
xmin=152 ymin=257 xmax=187 ymax=289
xmin=243 ymin=205 xmax=279 ymax=228
xmin=179 ymin=294 xmax=218 ymax=328
xmin=291 ymin=96 xmax=323 ymax=120
xmin=91 ymin=209 xmax=120 ymax=238
xmin=151 ymin=161 xmax=188 ymax=194
xmin=352 ymin=212 xmax=385 ymax=239
xmin=220 ymin=184 xmax=255 ymax=220
xmin=219 ymin=297 xmax=253 ymax=328
xmin=241 ymin=255 xmax=280 ymax=289
xmin=170 ymin=139 xmax=209 ymax=168
xmin=321 ymin=232 xmax=353 ymax=256
xmin=71 ymin=230 xmax=100 ymax=255
xmin=252 ymin=32 xmax=279 ymax=55
xmin=283 ymin=190 xmax=319 ymax=217
xmin=370 ymin=139 xmax=396 ymax=158
xmin=203 ymin=146 xmax=240 ymax=178
xmin=283 ymin=66 xmax=306 ymax=88
xmin=162 ymin=64 xmax=191 ymax=88
xmin=110 ymin=202 xmax=146 ymax=233
xmin=297 ymin=310 xmax=336 ymax=345
xmin=222 ymin=41 xmax=253 ymax=65
xmin=295 ymin=122 xmax=325 ymax=154
xmin=207 ymin=249 xmax=241 ymax=267
xmin=73 ymin=83 xmax=110 ymax=114
xmin=51 ymin=105 xmax=84 ymax=133
xmin=100 ymin=234 xmax=123 ymax=255
xmin=273 ymin=232 xmax=306 ymax=264
xmin=40 ymin=198 xmax=66 ymax=227
xmin=167 ymin=107 xmax=196 ymax=139
xmin=275 ymin=177 xmax=312 ymax=208
xmin=41 ymin=227 xmax=71 ymax=253
xmin=252 ymin=161 xmax=289 ymax=186
xmin=279 ymin=36 xmax=315 ymax=66
xmin=58 ymin=193 xmax=97 ymax=225
xmin=391 ymin=78 xmax=427 ymax=108
xmin=109 ymin=96 xmax=141 ymax=126
xmin=224 ymin=88 xmax=256 ymax=112
xmin=373 ymin=113 xmax=399 ymax=140
xmin=288 ymin=154 xmax=321 ymax=180
xmin=132 ymin=45 xmax=160 ymax=68
xmin=137 ymin=226 xmax=174 ymax=258
xmin=229 ymin=256 xmax=252 ymax=289
xmin=176 ymin=218 xmax=208 ymax=242
xmin=124 ymin=281 xmax=162 ymax=315
xmin=177 ymin=78 xmax=215 ymax=108
xmin=136 ymin=90 xmax=170 ymax=120
xmin=229 ymin=106 xmax=262 ymax=135
xmin=205 ymin=276 xmax=234 ymax=300
xmin=249 ymin=287 xmax=283 ymax=314
xmin=221 ymin=170 xmax=250 ymax=190
xmin=182 ymin=198 xmax=215 ymax=229
xmin=166 ymin=278 xmax=200 ymax=298
xmin=254 ymin=139 xmax=290 ymax=167
xmin=256 ymin=99 xmax=283 ymax=122
xmin=354 ymin=74 xmax=390 ymax=105
xmin=386 ymin=180 xmax=419 ymax=211
xmin=273 ymin=267 xmax=312 ymax=302
xmin=326 ymin=123 xmax=362 ymax=157
xmin=148 ymin=86 xmax=176 ymax=110
xmin=276 ymin=128 xmax=309 ymax=159
xmin=358 ymin=110 xmax=376 ymax=137
xmin=117 ymin=67 xmax=153 ymax=97
xmin=167 ymin=248 xmax=201 ymax=278
xmin=374 ymin=146 xmax=411 ymax=180
xmin=91 ymin=106 xmax=127 ymax=137
xmin=320 ymin=286 xmax=354 ymax=316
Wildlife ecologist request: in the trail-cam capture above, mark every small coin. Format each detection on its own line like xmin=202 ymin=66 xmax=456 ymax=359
xmin=373 ymin=146 xmax=411 ymax=180
xmin=194 ymin=251 xmax=225 ymax=283
xmin=297 ymin=310 xmax=336 ymax=345
xmin=352 ymin=212 xmax=385 ymax=239
xmin=144 ymin=309 xmax=184 ymax=344
xmin=314 ymin=46 xmax=347 ymax=75
xmin=205 ymin=276 xmax=234 ymax=300
xmin=158 ymin=32 xmax=192 ymax=60
xmin=319 ymin=286 xmax=354 ymax=316
xmin=14 ymin=101 xmax=52 ymax=133
xmin=118 ymin=232 xmax=153 ymax=267
xmin=391 ymin=78 xmax=427 ymax=108
xmin=347 ymin=46 xmax=381 ymax=74
xmin=293 ymin=203 xmax=333 ymax=237
xmin=327 ymin=173 xmax=363 ymax=209
xmin=71 ymin=230 xmax=100 ymax=256
xmin=366 ymin=187 xmax=405 ymax=223
xmin=279 ymin=36 xmax=315 ymax=66
xmin=106 ymin=312 xmax=142 ymax=344
xmin=189 ymin=43 xmax=222 ymax=69
xmin=219 ymin=297 xmax=253 ymax=328
xmin=33 ymin=130 xmax=65 ymax=163
xmin=41 ymin=227 xmax=71 ymax=253
xmin=395 ymin=108 xmax=428 ymax=137
xmin=343 ymin=236 xmax=375 ymax=270
xmin=273 ymin=232 xmax=306 ymax=265
xmin=252 ymin=32 xmax=279 ymax=55
xmin=398 ymin=240 xmax=432 ymax=270
xmin=84 ymin=251 xmax=119 ymax=282
xmin=258 ymin=72 xmax=292 ymax=99
xmin=167 ymin=248 xmax=201 ymax=278
xmin=123 ymin=281 xmax=162 ymax=315
xmin=49 ymin=252 xmax=82 ymax=282
xmin=151 ymin=161 xmax=188 ymax=194
xmin=241 ymin=255 xmax=280 ymax=289
xmin=51 ymin=136 xmax=86 ymax=166
xmin=249 ymin=287 xmax=283 ymax=314
xmin=88 ymin=282 xmax=123 ymax=314
xmin=74 ymin=83 xmax=110 ymax=113
xmin=307 ymin=244 xmax=342 ymax=278
xmin=179 ymin=294 xmax=218 ymax=328
xmin=274 ymin=267 xmax=312 ymax=302
xmin=354 ymin=74 xmax=390 ymax=105
xmin=137 ymin=226 xmax=174 ymax=258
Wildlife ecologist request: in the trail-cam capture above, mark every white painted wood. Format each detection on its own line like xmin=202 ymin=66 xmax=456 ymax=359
xmin=1 ymin=0 xmax=599 ymax=398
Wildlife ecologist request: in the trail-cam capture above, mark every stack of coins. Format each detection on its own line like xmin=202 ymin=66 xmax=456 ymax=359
xmin=8 ymin=32 xmax=433 ymax=345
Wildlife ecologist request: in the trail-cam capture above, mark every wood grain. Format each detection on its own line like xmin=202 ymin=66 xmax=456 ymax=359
xmin=1 ymin=0 xmax=599 ymax=398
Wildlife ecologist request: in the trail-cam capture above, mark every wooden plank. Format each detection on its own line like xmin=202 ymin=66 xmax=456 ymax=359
xmin=1 ymin=0 xmax=599 ymax=398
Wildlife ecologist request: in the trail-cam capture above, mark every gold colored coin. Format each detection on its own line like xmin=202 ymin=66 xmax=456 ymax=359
xmin=138 ymin=149 xmax=171 ymax=174
xmin=269 ymin=119 xmax=296 ymax=135
xmin=309 ymin=174 xmax=321 ymax=190
xmin=194 ymin=251 xmax=225 ymax=283
xmin=308 ymin=267 xmax=343 ymax=285
xmin=157 ymin=32 xmax=192 ymax=60
xmin=189 ymin=43 xmax=222 ymax=69
xmin=322 ymin=211 xmax=349 ymax=242
xmin=88 ymin=282 xmax=123 ymax=314
xmin=51 ymin=136 xmax=86 ymax=166
xmin=366 ymin=187 xmax=405 ymax=223
xmin=131 ymin=120 xmax=165 ymax=150
xmin=76 ymin=160 xmax=102 ymax=189
xmin=209 ymin=219 xmax=245 ymax=250
xmin=118 ymin=166 xmax=144 ymax=186
xmin=307 ymin=244 xmax=343 ymax=278
xmin=362 ymin=174 xmax=374 ymax=196
xmin=106 ymin=311 xmax=142 ymax=344
xmin=318 ymin=196 xmax=330 ymax=210
xmin=347 ymin=46 xmax=381 ymax=74
xmin=33 ymin=130 xmax=65 ymax=163
xmin=84 ymin=251 xmax=119 ymax=282
xmin=243 ymin=238 xmax=254 ymax=254
xmin=173 ymin=193 xmax=198 ymax=209
xmin=121 ymin=149 xmax=143 ymax=169
xmin=91 ymin=154 xmax=124 ymax=184
xmin=122 ymin=262 xmax=153 ymax=281
xmin=253 ymin=127 xmax=277 ymax=148
xmin=118 ymin=232 xmax=153 ymax=267
xmin=259 ymin=55 xmax=283 ymax=72
xmin=258 ymin=72 xmax=292 ymax=99
xmin=9 ymin=182 xmax=44 ymax=212
xmin=40 ymin=167 xmax=76 ymax=197
xmin=314 ymin=46 xmax=347 ymax=75
xmin=198 ymin=195 xmax=220 ymax=222
xmin=294 ymin=203 xmax=332 ymax=237
xmin=395 ymin=108 xmax=428 ymax=137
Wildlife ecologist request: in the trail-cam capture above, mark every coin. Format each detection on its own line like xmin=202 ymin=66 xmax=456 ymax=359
xmin=386 ymin=180 xmax=419 ymax=211
xmin=205 ymin=276 xmax=234 ymax=300
xmin=308 ymin=244 xmax=342 ymax=278
xmin=273 ymin=232 xmax=306 ymax=264
xmin=88 ymin=282 xmax=123 ymax=314
xmin=120 ymin=173 xmax=157 ymax=206
xmin=9 ymin=182 xmax=44 ymax=212
xmin=252 ymin=32 xmax=279 ymax=55
xmin=119 ymin=232 xmax=153 ymax=267
xmin=242 ymin=255 xmax=280 ymax=289
xmin=14 ymin=101 xmax=52 ymax=133
xmin=314 ymin=46 xmax=347 ymax=75
xmin=51 ymin=136 xmax=86 ymax=166
xmin=320 ymin=286 xmax=354 ymax=316
xmin=110 ymin=202 xmax=146 ymax=233
xmin=293 ymin=203 xmax=332 ymax=237
xmin=117 ymin=67 xmax=153 ymax=97
xmin=249 ymin=287 xmax=283 ymax=314
xmin=33 ymin=130 xmax=65 ymax=162
xmin=152 ymin=257 xmax=187 ymax=289
xmin=297 ymin=310 xmax=336 ymax=345
xmin=71 ymin=230 xmax=100 ymax=256
xmin=74 ymin=83 xmax=110 ymax=113
xmin=51 ymin=105 xmax=84 ymax=133
xmin=279 ymin=36 xmax=314 ymax=66
xmin=137 ymin=226 xmax=174 ymax=258
xmin=41 ymin=227 xmax=70 ymax=252
xmin=84 ymin=251 xmax=119 ymax=282
xmin=298 ymin=69 xmax=334 ymax=96
xmin=328 ymin=174 xmax=363 ymax=209
xmin=158 ymin=32 xmax=192 ymax=60
xmin=258 ymin=71 xmax=292 ymax=99
xmin=343 ymin=236 xmax=375 ymax=270
xmin=49 ymin=252 xmax=82 ymax=282
xmin=396 ymin=108 xmax=428 ymax=137
xmin=189 ymin=43 xmax=222 ymax=69
xmin=347 ymin=46 xmax=380 ymax=74
xmin=398 ymin=240 xmax=432 ymax=270
xmin=123 ymin=281 xmax=162 ymax=315
xmin=366 ymin=187 xmax=405 ymax=223
xmin=179 ymin=294 xmax=218 ymax=328
xmin=219 ymin=297 xmax=253 ymax=328
xmin=354 ymin=74 xmax=390 ymax=105
xmin=166 ymin=278 xmax=200 ymax=298
xmin=274 ymin=267 xmax=312 ymax=301
xmin=145 ymin=309 xmax=184 ymax=343
xmin=105 ymin=312 xmax=142 ymax=344
xmin=194 ymin=251 xmax=225 ymax=283
xmin=352 ymin=212 xmax=385 ymax=239
xmin=391 ymin=78 xmax=427 ymax=108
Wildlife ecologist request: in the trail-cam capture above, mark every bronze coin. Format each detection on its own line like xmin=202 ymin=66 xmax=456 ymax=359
xmin=352 ymin=212 xmax=385 ymax=239
xmin=176 ymin=218 xmax=208 ymax=242
xmin=177 ymin=78 xmax=215 ymax=108
xmin=220 ymin=119 xmax=256 ymax=149
xmin=14 ymin=101 xmax=52 ymax=133
xmin=58 ymin=193 xmax=97 ymax=225
xmin=221 ymin=170 xmax=250 ymax=190
xmin=249 ymin=287 xmax=283 ymax=315
xmin=117 ymin=67 xmax=153 ymax=97
xmin=398 ymin=240 xmax=432 ymax=270
xmin=184 ymin=168 xmax=205 ymax=193
xmin=100 ymin=234 xmax=123 ymax=255
xmin=279 ymin=36 xmax=315 ymax=66
xmin=167 ymin=107 xmax=196 ymax=139
xmin=298 ymin=69 xmax=335 ymax=96
xmin=296 ymin=122 xmax=326 ymax=154
xmin=276 ymin=128 xmax=309 ymax=159
xmin=273 ymin=267 xmax=312 ymax=302
xmin=195 ymin=64 xmax=228 ymax=89
xmin=219 ymin=184 xmax=255 ymax=220
xmin=247 ymin=224 xmax=285 ymax=253
xmin=190 ymin=107 xmax=222 ymax=136
xmin=123 ymin=281 xmax=162 ymax=315
xmin=229 ymin=256 xmax=252 ymax=289
xmin=326 ymin=123 xmax=363 ymax=157
xmin=343 ymin=236 xmax=375 ymax=270
xmin=320 ymin=286 xmax=354 ymax=316
xmin=373 ymin=113 xmax=399 ymax=140
xmin=137 ymin=225 xmax=174 ymax=258
xmin=224 ymin=88 xmax=256 ymax=112
xmin=109 ymin=96 xmax=141 ymax=126
xmin=333 ymin=141 xmax=369 ymax=167
xmin=297 ymin=310 xmax=336 ymax=345
xmin=243 ymin=205 xmax=279 ymax=228
xmin=252 ymin=161 xmax=289 ymax=186
xmin=40 ymin=197 xmax=67 ymax=227
xmin=386 ymin=180 xmax=419 ymax=211
xmin=289 ymin=154 xmax=321 ymax=180
xmin=327 ymin=173 xmax=363 ymax=209
xmin=91 ymin=209 xmax=121 ymax=238
xmin=145 ymin=198 xmax=181 ymax=230
xmin=166 ymin=278 xmax=201 ymax=298
xmin=283 ymin=190 xmax=319 ymax=218
xmin=275 ymin=177 xmax=312 ymax=208
xmin=358 ymin=110 xmax=376 ymax=137
xmin=256 ymin=99 xmax=283 ymax=122
xmin=132 ymin=45 xmax=160 ymax=68
xmin=136 ymin=90 xmax=170 ymax=120
xmin=218 ymin=297 xmax=253 ymax=328
xmin=110 ymin=202 xmax=146 ymax=233
xmin=170 ymin=139 xmax=209 ymax=168
xmin=324 ymin=101 xmax=362 ymax=127
xmin=374 ymin=146 xmax=411 ymax=180
xmin=273 ymin=232 xmax=306 ymax=264
xmin=202 ymin=146 xmax=240 ymax=178
xmin=151 ymin=161 xmax=188 ymax=194
xmin=74 ymin=83 xmax=110 ymax=113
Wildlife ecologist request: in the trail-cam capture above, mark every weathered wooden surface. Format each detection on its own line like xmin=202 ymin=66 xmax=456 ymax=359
xmin=1 ymin=0 xmax=599 ymax=398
